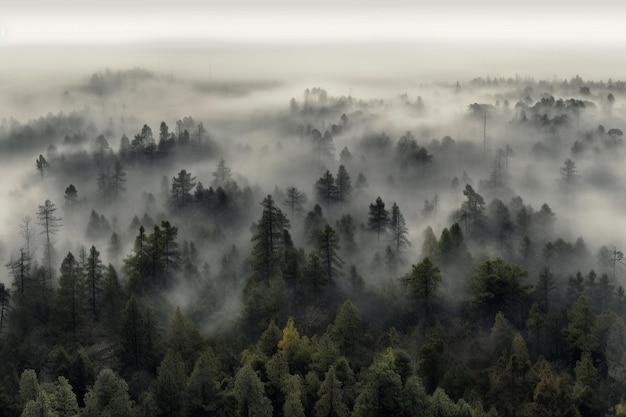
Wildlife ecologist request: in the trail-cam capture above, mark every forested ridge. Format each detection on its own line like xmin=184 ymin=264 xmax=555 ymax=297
xmin=2 ymin=73 xmax=626 ymax=417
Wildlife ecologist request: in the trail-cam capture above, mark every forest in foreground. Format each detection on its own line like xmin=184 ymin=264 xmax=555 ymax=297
xmin=2 ymin=70 xmax=626 ymax=417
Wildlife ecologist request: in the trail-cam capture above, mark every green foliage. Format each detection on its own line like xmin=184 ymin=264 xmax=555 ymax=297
xmin=186 ymin=348 xmax=223 ymax=415
xmin=54 ymin=252 xmax=88 ymax=333
xmin=367 ymin=197 xmax=390 ymax=242
xmin=327 ymin=301 xmax=365 ymax=369
xmin=470 ymin=257 xmax=529 ymax=323
xmin=353 ymin=351 xmax=404 ymax=417
xmin=82 ymin=368 xmax=133 ymax=417
xmin=234 ymin=364 xmax=273 ymax=417
xmin=19 ymin=369 xmax=39 ymax=408
xmin=167 ymin=307 xmax=204 ymax=372
xmin=390 ymin=202 xmax=410 ymax=254
xmin=170 ymin=169 xmax=196 ymax=210
xmin=564 ymin=296 xmax=597 ymax=354
xmin=314 ymin=366 xmax=349 ymax=417
xmin=257 ymin=319 xmax=283 ymax=357
xmin=403 ymin=257 xmax=442 ymax=323
xmin=315 ymin=225 xmax=342 ymax=287
xmin=421 ymin=226 xmax=438 ymax=259
xmin=335 ymin=165 xmax=352 ymax=204
xmin=153 ymin=351 xmax=187 ymax=417
xmin=119 ymin=295 xmax=160 ymax=371
xmin=573 ymin=351 xmax=599 ymax=416
xmin=278 ymin=318 xmax=311 ymax=375
xmin=315 ymin=170 xmax=338 ymax=209
xmin=86 ymin=245 xmax=104 ymax=318
xmin=282 ymin=374 xmax=306 ymax=417
xmin=250 ymin=195 xmax=290 ymax=283
xmin=418 ymin=339 xmax=445 ymax=394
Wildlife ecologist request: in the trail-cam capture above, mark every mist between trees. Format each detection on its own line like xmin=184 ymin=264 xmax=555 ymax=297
xmin=1 ymin=69 xmax=626 ymax=416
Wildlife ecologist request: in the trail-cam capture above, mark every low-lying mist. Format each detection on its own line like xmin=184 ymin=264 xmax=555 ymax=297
xmin=2 ymin=43 xmax=626 ymax=336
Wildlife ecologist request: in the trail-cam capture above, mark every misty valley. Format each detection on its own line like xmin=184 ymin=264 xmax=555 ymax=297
xmin=2 ymin=68 xmax=626 ymax=417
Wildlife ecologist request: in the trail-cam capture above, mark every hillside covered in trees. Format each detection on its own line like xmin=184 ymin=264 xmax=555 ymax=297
xmin=2 ymin=70 xmax=626 ymax=417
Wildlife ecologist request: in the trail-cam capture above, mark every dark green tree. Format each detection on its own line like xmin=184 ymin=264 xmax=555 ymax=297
xmin=170 ymin=169 xmax=196 ymax=210
xmin=119 ymin=295 xmax=144 ymax=370
xmin=368 ymin=197 xmax=390 ymax=242
xmin=64 ymin=184 xmax=79 ymax=211
xmin=283 ymin=186 xmax=307 ymax=222
xmin=328 ymin=301 xmax=365 ymax=368
xmin=54 ymin=252 xmax=88 ymax=333
xmin=234 ymin=364 xmax=273 ymax=417
xmin=161 ymin=220 xmax=180 ymax=277
xmin=316 ymin=170 xmax=338 ymax=209
xmin=536 ymin=266 xmax=557 ymax=313
xmin=315 ymin=225 xmax=342 ymax=287
xmin=110 ymin=159 xmax=127 ymax=201
xmin=353 ymin=350 xmax=404 ymax=417
xmin=335 ymin=165 xmax=352 ymax=204
xmin=390 ymin=202 xmax=410 ymax=254
xmin=153 ymin=351 xmax=187 ymax=417
xmin=37 ymin=199 xmax=62 ymax=283
xmin=250 ymin=195 xmax=290 ymax=282
xmin=167 ymin=307 xmax=204 ymax=372
xmin=82 ymin=368 xmax=133 ymax=417
xmin=461 ymin=184 xmax=485 ymax=232
xmin=35 ymin=154 xmax=49 ymax=182
xmin=403 ymin=257 xmax=442 ymax=323
xmin=470 ymin=257 xmax=529 ymax=324
xmin=212 ymin=158 xmax=232 ymax=188
xmin=186 ymin=348 xmax=223 ymax=416
xmin=315 ymin=366 xmax=349 ymax=417
xmin=86 ymin=245 xmax=104 ymax=318
xmin=304 ymin=253 xmax=327 ymax=303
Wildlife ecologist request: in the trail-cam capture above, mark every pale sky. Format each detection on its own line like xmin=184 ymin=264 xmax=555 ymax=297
xmin=1 ymin=1 xmax=626 ymax=46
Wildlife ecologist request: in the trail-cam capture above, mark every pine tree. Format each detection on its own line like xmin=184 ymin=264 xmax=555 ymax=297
xmin=170 ymin=169 xmax=196 ymax=210
xmin=82 ymin=368 xmax=133 ymax=417
xmin=119 ymin=295 xmax=144 ymax=370
xmin=315 ymin=366 xmax=350 ymax=417
xmin=421 ymin=226 xmax=438 ymax=259
xmin=250 ymin=195 xmax=290 ymax=282
xmin=335 ymin=165 xmax=352 ymax=203
xmin=54 ymin=252 xmax=88 ymax=333
xmin=123 ymin=226 xmax=149 ymax=293
xmin=110 ymin=159 xmax=127 ymax=201
xmin=107 ymin=232 xmax=121 ymax=266
xmin=316 ymin=170 xmax=338 ymax=209
xmin=234 ymin=364 xmax=273 ymax=417
xmin=153 ymin=351 xmax=187 ymax=417
xmin=403 ymin=257 xmax=442 ymax=323
xmin=389 ymin=202 xmax=410 ymax=254
xmin=186 ymin=348 xmax=222 ymax=415
xmin=283 ymin=186 xmax=307 ymax=222
xmin=20 ymin=215 xmax=37 ymax=263
xmin=368 ymin=197 xmax=390 ymax=242
xmin=560 ymin=158 xmax=578 ymax=192
xmin=283 ymin=374 xmax=306 ymax=417
xmin=86 ymin=245 xmax=104 ymax=318
xmin=37 ymin=199 xmax=62 ymax=283
xmin=305 ymin=253 xmax=327 ymax=302
xmin=167 ymin=307 xmax=204 ymax=372
xmin=315 ymin=225 xmax=343 ymax=287
xmin=212 ymin=158 xmax=232 ymax=187
xmin=35 ymin=154 xmax=49 ymax=182
xmin=64 ymin=184 xmax=79 ymax=211
xmin=161 ymin=221 xmax=180 ymax=278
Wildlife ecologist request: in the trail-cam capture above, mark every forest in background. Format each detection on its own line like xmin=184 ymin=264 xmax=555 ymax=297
xmin=1 ymin=69 xmax=626 ymax=416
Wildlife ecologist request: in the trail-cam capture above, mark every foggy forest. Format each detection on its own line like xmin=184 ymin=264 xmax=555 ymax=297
xmin=3 ymin=2 xmax=626 ymax=417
